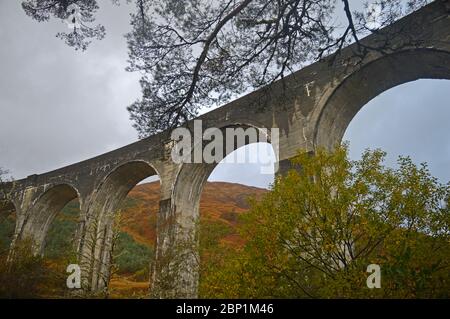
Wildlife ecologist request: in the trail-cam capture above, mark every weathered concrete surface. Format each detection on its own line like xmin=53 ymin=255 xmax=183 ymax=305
xmin=1 ymin=0 xmax=449 ymax=298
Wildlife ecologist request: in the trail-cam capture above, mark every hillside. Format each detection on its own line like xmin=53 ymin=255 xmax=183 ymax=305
xmin=117 ymin=181 xmax=267 ymax=248
xmin=111 ymin=181 xmax=267 ymax=297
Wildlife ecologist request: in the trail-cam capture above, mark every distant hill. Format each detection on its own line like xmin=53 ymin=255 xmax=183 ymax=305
xmin=118 ymin=181 xmax=267 ymax=248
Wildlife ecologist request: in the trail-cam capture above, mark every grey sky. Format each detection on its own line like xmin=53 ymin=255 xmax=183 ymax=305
xmin=0 ymin=1 xmax=449 ymax=189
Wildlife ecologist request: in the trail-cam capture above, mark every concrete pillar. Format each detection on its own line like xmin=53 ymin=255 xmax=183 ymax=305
xmin=150 ymin=198 xmax=200 ymax=298
xmin=151 ymin=162 xmax=214 ymax=298
xmin=78 ymin=209 xmax=115 ymax=294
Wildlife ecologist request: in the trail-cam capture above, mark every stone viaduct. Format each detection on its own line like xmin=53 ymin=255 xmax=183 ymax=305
xmin=1 ymin=0 xmax=449 ymax=298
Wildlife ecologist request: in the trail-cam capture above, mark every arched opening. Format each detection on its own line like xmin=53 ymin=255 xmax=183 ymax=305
xmin=173 ymin=125 xmax=276 ymax=222
xmin=17 ymin=184 xmax=81 ymax=297
xmin=87 ymin=161 xmax=160 ymax=297
xmin=314 ymin=49 xmax=450 ymax=150
xmin=329 ymin=77 xmax=450 ymax=299
xmin=0 ymin=199 xmax=17 ymax=259
xmin=170 ymin=122 xmax=277 ymax=297
xmin=43 ymin=197 xmax=81 ymax=262
xmin=199 ymin=142 xmax=276 ymax=297
xmin=161 ymin=123 xmax=277 ymax=297
xmin=24 ymin=184 xmax=80 ymax=256
xmin=343 ymin=79 xmax=450 ymax=182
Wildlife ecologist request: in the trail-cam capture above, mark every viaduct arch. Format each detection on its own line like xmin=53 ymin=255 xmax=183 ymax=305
xmin=19 ymin=183 xmax=80 ymax=255
xmin=150 ymin=123 xmax=275 ymax=297
xmin=1 ymin=0 xmax=449 ymax=298
xmin=314 ymin=48 xmax=450 ymax=150
xmin=80 ymin=160 xmax=161 ymax=291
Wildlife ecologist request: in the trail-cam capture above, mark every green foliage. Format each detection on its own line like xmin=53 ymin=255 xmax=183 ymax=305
xmin=124 ymin=0 xmax=430 ymax=136
xmin=200 ymin=217 xmax=235 ymax=251
xmin=0 ymin=214 xmax=16 ymax=253
xmin=198 ymin=217 xmax=241 ymax=298
xmin=22 ymin=0 xmax=105 ymax=51
xmin=114 ymin=232 xmax=153 ymax=275
xmin=0 ymin=240 xmax=65 ymax=298
xmin=43 ymin=200 xmax=79 ymax=260
xmin=201 ymin=146 xmax=450 ymax=298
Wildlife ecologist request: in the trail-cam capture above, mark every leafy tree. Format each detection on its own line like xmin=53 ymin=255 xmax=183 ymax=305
xmin=21 ymin=0 xmax=430 ymax=135
xmin=114 ymin=231 xmax=153 ymax=275
xmin=21 ymin=0 xmax=106 ymax=50
xmin=0 ymin=168 xmax=16 ymax=255
xmin=125 ymin=0 xmax=429 ymax=136
xmin=198 ymin=217 xmax=236 ymax=297
xmin=200 ymin=146 xmax=450 ymax=298
xmin=0 ymin=239 xmax=67 ymax=298
xmin=0 ymin=213 xmax=16 ymax=253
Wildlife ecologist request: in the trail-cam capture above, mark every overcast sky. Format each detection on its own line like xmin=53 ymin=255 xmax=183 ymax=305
xmin=0 ymin=1 xmax=449 ymax=189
